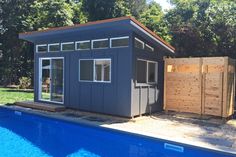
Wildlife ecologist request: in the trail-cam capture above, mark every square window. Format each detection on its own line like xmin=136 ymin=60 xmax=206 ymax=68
xmin=136 ymin=59 xmax=158 ymax=85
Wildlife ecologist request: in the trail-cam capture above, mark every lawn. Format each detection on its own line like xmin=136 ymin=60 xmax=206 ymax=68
xmin=0 ymin=87 xmax=34 ymax=105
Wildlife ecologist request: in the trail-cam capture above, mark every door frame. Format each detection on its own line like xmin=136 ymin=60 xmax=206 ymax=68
xmin=38 ymin=57 xmax=64 ymax=104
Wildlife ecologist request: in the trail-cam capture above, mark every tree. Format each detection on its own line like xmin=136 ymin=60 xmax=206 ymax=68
xmin=139 ymin=2 xmax=171 ymax=42
xmin=205 ymin=1 xmax=236 ymax=58
xmin=0 ymin=0 xmax=86 ymax=85
xmin=166 ymin=0 xmax=236 ymax=58
xmin=82 ymin=0 xmax=130 ymax=21
xmin=1 ymin=0 xmax=35 ymax=85
xmin=30 ymin=0 xmax=74 ymax=29
xmin=125 ymin=0 xmax=147 ymax=19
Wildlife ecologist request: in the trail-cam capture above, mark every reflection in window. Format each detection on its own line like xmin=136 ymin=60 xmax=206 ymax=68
xmin=76 ymin=41 xmax=91 ymax=50
xmin=111 ymin=37 xmax=129 ymax=48
xmin=79 ymin=59 xmax=111 ymax=83
xmin=48 ymin=43 xmax=60 ymax=52
xmin=95 ymin=60 xmax=111 ymax=82
xmin=37 ymin=45 xmax=47 ymax=53
xmin=61 ymin=42 xmax=74 ymax=51
xmin=92 ymin=39 xmax=109 ymax=49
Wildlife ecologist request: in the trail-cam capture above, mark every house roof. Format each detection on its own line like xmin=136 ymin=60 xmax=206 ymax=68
xmin=19 ymin=16 xmax=175 ymax=53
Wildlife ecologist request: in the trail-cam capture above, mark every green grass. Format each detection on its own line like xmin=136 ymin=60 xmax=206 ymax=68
xmin=0 ymin=87 xmax=34 ymax=105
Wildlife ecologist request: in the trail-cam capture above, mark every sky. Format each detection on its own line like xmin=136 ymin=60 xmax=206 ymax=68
xmin=147 ymin=0 xmax=174 ymax=10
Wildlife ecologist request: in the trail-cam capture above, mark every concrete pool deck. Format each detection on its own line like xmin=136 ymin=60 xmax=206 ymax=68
xmin=3 ymin=105 xmax=236 ymax=155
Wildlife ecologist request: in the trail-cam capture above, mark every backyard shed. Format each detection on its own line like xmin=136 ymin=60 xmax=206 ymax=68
xmin=164 ymin=57 xmax=235 ymax=118
xmin=19 ymin=16 xmax=175 ymax=117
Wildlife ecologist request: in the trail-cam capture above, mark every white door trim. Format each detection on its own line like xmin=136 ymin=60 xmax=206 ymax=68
xmin=38 ymin=57 xmax=64 ymax=104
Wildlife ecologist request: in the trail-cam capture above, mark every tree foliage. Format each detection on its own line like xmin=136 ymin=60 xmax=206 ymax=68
xmin=139 ymin=2 xmax=171 ymax=42
xmin=0 ymin=0 xmax=86 ymax=85
xmin=82 ymin=0 xmax=130 ymax=21
xmin=166 ymin=0 xmax=236 ymax=58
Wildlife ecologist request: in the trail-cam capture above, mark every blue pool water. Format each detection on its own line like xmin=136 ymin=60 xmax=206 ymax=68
xmin=0 ymin=107 xmax=234 ymax=157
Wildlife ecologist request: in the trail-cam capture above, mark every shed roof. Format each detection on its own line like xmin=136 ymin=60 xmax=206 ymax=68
xmin=19 ymin=16 xmax=175 ymax=53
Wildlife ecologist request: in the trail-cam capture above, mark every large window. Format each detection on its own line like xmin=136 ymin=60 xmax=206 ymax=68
xmin=79 ymin=60 xmax=94 ymax=81
xmin=48 ymin=43 xmax=60 ymax=52
xmin=61 ymin=42 xmax=74 ymax=51
xmin=79 ymin=59 xmax=111 ymax=83
xmin=36 ymin=45 xmax=47 ymax=53
xmin=110 ymin=36 xmax=129 ymax=48
xmin=134 ymin=38 xmax=144 ymax=49
xmin=136 ymin=59 xmax=157 ymax=84
xmin=76 ymin=40 xmax=91 ymax=50
xmin=92 ymin=39 xmax=109 ymax=49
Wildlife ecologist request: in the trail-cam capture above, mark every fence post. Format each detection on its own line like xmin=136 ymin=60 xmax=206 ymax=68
xmin=200 ymin=57 xmax=204 ymax=116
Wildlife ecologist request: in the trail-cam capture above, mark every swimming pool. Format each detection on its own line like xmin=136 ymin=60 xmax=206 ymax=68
xmin=0 ymin=107 xmax=234 ymax=157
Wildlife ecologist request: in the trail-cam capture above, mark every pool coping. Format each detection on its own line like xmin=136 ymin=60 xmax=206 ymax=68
xmin=1 ymin=105 xmax=236 ymax=156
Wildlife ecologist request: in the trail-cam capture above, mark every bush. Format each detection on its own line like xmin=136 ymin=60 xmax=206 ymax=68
xmin=19 ymin=77 xmax=31 ymax=89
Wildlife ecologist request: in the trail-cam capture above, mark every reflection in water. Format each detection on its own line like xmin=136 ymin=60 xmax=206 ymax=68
xmin=0 ymin=126 xmax=52 ymax=157
xmin=67 ymin=148 xmax=101 ymax=157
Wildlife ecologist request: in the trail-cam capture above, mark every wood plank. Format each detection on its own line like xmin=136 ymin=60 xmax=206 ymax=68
xmin=15 ymin=101 xmax=66 ymax=112
xmin=164 ymin=57 xmax=235 ymax=118
xmin=222 ymin=57 xmax=228 ymax=117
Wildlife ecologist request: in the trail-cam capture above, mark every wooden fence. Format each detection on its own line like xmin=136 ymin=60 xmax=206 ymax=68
xmin=164 ymin=57 xmax=235 ymax=118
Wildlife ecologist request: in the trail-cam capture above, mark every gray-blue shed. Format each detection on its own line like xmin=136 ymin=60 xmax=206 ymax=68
xmin=19 ymin=16 xmax=175 ymax=117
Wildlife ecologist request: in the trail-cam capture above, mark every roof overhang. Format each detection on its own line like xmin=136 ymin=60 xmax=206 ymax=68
xmin=129 ymin=19 xmax=175 ymax=53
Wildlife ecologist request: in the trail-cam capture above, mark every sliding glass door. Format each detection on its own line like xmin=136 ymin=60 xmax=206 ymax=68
xmin=39 ymin=58 xmax=64 ymax=103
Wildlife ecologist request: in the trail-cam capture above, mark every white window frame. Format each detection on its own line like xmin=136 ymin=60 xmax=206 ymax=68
xmin=92 ymin=38 xmax=109 ymax=49
xmin=38 ymin=57 xmax=64 ymax=104
xmin=134 ymin=37 xmax=144 ymax=49
xmin=48 ymin=43 xmax=60 ymax=52
xmin=110 ymin=36 xmax=129 ymax=48
xmin=75 ymin=40 xmax=91 ymax=50
xmin=79 ymin=58 xmax=111 ymax=83
xmin=61 ymin=42 xmax=74 ymax=51
xmin=36 ymin=44 xmax=47 ymax=53
xmin=94 ymin=59 xmax=111 ymax=83
xmin=136 ymin=59 xmax=158 ymax=85
xmin=145 ymin=44 xmax=154 ymax=52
